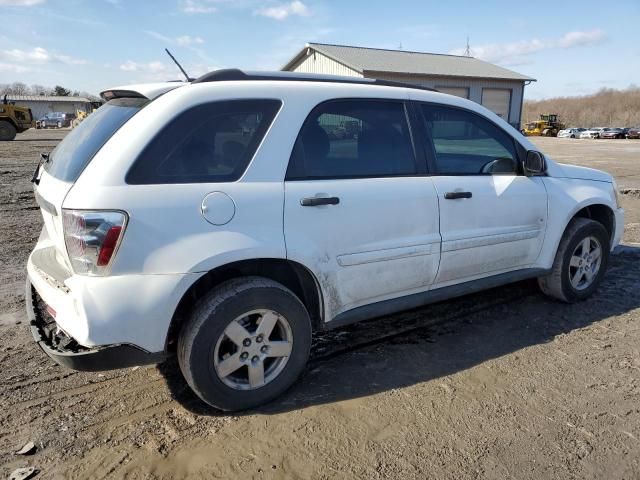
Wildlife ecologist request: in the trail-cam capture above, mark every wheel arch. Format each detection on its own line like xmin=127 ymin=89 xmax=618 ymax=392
xmin=165 ymin=258 xmax=324 ymax=351
xmin=570 ymin=203 xmax=615 ymax=244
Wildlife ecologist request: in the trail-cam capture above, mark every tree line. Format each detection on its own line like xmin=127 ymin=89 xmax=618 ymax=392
xmin=523 ymin=86 xmax=640 ymax=128
xmin=0 ymin=82 xmax=100 ymax=102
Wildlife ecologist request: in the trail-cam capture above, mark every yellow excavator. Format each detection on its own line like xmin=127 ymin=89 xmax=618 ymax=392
xmin=73 ymin=101 xmax=103 ymax=126
xmin=523 ymin=114 xmax=565 ymax=137
xmin=0 ymin=95 xmax=34 ymax=140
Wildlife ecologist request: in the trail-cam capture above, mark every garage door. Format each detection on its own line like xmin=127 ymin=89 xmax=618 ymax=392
xmin=482 ymin=89 xmax=511 ymax=121
xmin=437 ymin=87 xmax=469 ymax=99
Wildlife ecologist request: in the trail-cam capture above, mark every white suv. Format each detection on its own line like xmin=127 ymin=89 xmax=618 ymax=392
xmin=26 ymin=70 xmax=624 ymax=410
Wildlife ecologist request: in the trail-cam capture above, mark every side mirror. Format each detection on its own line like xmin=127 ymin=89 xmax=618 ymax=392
xmin=524 ymin=150 xmax=546 ymax=175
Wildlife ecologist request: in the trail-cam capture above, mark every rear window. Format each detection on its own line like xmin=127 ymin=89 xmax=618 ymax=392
xmin=44 ymin=97 xmax=147 ymax=182
xmin=126 ymin=99 xmax=281 ymax=185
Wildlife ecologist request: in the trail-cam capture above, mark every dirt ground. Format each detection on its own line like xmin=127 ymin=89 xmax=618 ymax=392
xmin=1 ymin=130 xmax=639 ymax=479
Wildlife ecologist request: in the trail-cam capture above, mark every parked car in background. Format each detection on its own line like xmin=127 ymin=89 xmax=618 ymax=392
xmin=627 ymin=128 xmax=640 ymax=139
xmin=26 ymin=70 xmax=624 ymax=411
xmin=600 ymin=128 xmax=626 ymax=139
xmin=580 ymin=127 xmax=605 ymax=139
xmin=37 ymin=112 xmax=74 ymax=129
xmin=558 ymin=128 xmax=583 ymax=138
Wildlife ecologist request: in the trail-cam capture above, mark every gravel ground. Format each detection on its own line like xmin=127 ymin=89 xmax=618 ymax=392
xmin=1 ymin=130 xmax=639 ymax=479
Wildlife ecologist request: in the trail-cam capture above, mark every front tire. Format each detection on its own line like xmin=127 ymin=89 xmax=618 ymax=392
xmin=178 ymin=277 xmax=312 ymax=411
xmin=538 ymin=218 xmax=610 ymax=303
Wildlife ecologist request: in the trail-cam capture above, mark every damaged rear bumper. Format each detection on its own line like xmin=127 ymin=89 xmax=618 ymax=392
xmin=26 ymin=279 xmax=168 ymax=371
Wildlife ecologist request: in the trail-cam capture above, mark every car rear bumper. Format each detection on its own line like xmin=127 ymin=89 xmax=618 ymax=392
xmin=26 ymin=278 xmax=168 ymax=371
xmin=26 ymin=236 xmax=200 ymax=355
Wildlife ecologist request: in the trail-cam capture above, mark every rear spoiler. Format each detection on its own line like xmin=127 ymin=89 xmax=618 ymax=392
xmin=100 ymin=83 xmax=185 ymax=102
xmin=100 ymin=90 xmax=147 ymax=102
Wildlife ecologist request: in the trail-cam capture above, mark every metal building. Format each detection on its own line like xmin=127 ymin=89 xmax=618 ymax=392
xmin=5 ymin=95 xmax=91 ymax=120
xmin=282 ymin=43 xmax=535 ymax=129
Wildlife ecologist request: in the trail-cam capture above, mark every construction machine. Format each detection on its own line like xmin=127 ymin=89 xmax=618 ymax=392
xmin=73 ymin=101 xmax=103 ymax=127
xmin=0 ymin=95 xmax=34 ymax=140
xmin=522 ymin=114 xmax=565 ymax=137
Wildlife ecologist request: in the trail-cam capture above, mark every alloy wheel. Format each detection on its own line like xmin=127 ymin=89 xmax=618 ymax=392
xmin=569 ymin=235 xmax=602 ymax=290
xmin=213 ymin=309 xmax=293 ymax=390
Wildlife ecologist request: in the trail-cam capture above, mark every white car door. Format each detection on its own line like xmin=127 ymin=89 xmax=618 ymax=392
xmin=416 ymin=102 xmax=548 ymax=286
xmin=284 ymin=99 xmax=441 ymax=321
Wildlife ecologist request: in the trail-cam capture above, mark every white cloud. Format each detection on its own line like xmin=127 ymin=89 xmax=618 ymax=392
xmin=557 ymin=29 xmax=606 ymax=48
xmin=180 ymin=0 xmax=218 ymax=13
xmin=119 ymin=59 xmax=218 ymax=82
xmin=0 ymin=0 xmax=45 ymax=5
xmin=0 ymin=47 xmax=87 ymax=65
xmin=144 ymin=30 xmax=204 ymax=47
xmin=176 ymin=35 xmax=204 ymax=46
xmin=255 ymin=0 xmax=311 ymax=20
xmin=144 ymin=31 xmax=173 ymax=43
xmin=119 ymin=60 xmax=169 ymax=73
xmin=450 ymin=29 xmax=607 ymax=66
xmin=119 ymin=60 xmax=140 ymax=72
xmin=0 ymin=62 xmax=30 ymax=73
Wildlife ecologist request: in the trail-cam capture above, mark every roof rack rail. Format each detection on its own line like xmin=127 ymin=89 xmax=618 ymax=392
xmin=191 ymin=68 xmax=439 ymax=93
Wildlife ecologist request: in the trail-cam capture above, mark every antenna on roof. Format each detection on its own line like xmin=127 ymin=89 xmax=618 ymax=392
xmin=464 ymin=36 xmax=472 ymax=57
xmin=164 ymin=48 xmax=192 ymax=82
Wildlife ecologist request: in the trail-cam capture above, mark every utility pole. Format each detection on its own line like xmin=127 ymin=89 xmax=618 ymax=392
xmin=464 ymin=36 xmax=472 ymax=57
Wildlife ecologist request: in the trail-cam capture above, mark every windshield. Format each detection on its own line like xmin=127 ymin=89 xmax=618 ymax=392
xmin=44 ymin=97 xmax=147 ymax=182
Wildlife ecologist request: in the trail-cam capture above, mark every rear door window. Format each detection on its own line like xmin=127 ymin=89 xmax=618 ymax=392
xmin=126 ymin=99 xmax=281 ymax=184
xmin=44 ymin=97 xmax=147 ymax=182
xmin=286 ymin=99 xmax=417 ymax=180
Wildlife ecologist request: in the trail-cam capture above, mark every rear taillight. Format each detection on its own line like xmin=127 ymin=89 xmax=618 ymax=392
xmin=62 ymin=209 xmax=127 ymax=276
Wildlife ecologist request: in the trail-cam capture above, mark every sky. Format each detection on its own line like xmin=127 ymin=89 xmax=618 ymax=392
xmin=0 ymin=0 xmax=638 ymax=99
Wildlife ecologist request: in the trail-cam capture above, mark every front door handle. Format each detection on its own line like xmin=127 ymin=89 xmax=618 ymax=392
xmin=300 ymin=196 xmax=340 ymax=207
xmin=444 ymin=191 xmax=472 ymax=200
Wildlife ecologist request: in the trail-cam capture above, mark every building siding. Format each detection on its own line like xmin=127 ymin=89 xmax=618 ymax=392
xmin=289 ymin=51 xmax=362 ymax=78
xmin=285 ymin=49 xmax=527 ymax=128
xmin=8 ymin=99 xmax=90 ymax=120
xmin=364 ymin=71 xmax=524 ymax=128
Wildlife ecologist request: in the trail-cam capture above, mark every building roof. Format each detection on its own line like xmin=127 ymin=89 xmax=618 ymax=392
xmin=4 ymin=95 xmax=91 ymax=102
xmin=283 ymin=43 xmax=535 ymax=82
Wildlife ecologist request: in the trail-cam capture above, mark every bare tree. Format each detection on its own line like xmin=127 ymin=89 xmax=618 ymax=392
xmin=30 ymin=84 xmax=51 ymax=96
xmin=524 ymin=86 xmax=640 ymax=128
xmin=77 ymin=91 xmax=100 ymax=102
xmin=9 ymin=82 xmax=30 ymax=95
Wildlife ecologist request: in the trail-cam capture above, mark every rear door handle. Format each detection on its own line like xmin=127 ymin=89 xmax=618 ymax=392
xmin=300 ymin=196 xmax=340 ymax=207
xmin=444 ymin=191 xmax=472 ymax=200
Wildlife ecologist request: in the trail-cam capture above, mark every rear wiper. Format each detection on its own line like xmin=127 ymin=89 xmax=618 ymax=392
xmin=31 ymin=152 xmax=49 ymax=185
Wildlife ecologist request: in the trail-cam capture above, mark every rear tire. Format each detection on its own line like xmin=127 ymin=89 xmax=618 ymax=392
xmin=538 ymin=218 xmax=610 ymax=303
xmin=0 ymin=120 xmax=17 ymax=141
xmin=177 ymin=277 xmax=312 ymax=411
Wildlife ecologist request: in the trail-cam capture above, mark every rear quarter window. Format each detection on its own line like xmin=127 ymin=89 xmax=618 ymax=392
xmin=126 ymin=99 xmax=282 ymax=185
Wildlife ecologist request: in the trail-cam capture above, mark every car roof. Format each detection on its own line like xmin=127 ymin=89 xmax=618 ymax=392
xmin=191 ymin=68 xmax=439 ymax=93
xmin=102 ymin=69 xmax=439 ymax=102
